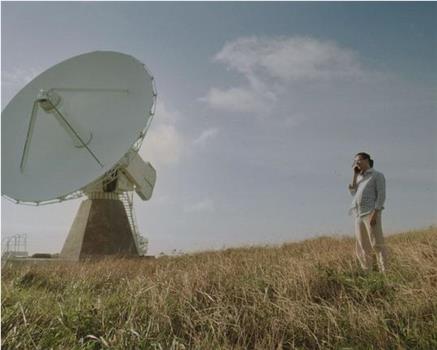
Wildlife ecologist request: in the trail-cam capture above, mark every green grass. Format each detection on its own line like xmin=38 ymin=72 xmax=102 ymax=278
xmin=2 ymin=227 xmax=436 ymax=349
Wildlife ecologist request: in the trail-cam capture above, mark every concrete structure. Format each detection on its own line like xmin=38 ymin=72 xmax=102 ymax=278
xmin=60 ymin=197 xmax=138 ymax=261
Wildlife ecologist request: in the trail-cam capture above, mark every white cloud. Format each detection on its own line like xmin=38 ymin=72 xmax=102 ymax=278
xmin=201 ymin=36 xmax=368 ymax=115
xmin=200 ymin=87 xmax=267 ymax=113
xmin=193 ymin=127 xmax=219 ymax=146
xmin=140 ymin=124 xmax=183 ymax=166
xmin=200 ymin=71 xmax=277 ymax=114
xmin=184 ymin=198 xmax=215 ymax=213
xmin=2 ymin=67 xmax=44 ymax=105
xmin=214 ymin=36 xmax=365 ymax=82
xmin=139 ymin=101 xmax=185 ymax=166
xmin=2 ymin=67 xmax=42 ymax=87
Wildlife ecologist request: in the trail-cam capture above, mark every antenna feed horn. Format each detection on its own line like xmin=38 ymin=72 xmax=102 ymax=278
xmin=37 ymin=89 xmax=61 ymax=111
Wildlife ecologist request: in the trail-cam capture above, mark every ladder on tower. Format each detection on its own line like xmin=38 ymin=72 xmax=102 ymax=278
xmin=119 ymin=192 xmax=148 ymax=255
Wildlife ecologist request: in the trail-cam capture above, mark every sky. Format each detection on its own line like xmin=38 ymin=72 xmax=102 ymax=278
xmin=1 ymin=2 xmax=436 ymax=255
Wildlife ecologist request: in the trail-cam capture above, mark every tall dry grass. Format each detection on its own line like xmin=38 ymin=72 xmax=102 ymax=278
xmin=2 ymin=227 xmax=436 ymax=349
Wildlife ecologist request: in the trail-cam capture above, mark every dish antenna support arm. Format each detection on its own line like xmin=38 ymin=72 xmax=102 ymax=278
xmin=20 ymin=101 xmax=39 ymax=173
xmin=19 ymin=90 xmax=104 ymax=173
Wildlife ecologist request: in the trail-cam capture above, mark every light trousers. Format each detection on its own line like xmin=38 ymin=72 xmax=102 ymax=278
xmin=355 ymin=212 xmax=388 ymax=272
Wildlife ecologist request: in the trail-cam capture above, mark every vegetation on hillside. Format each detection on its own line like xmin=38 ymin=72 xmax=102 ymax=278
xmin=2 ymin=227 xmax=436 ymax=349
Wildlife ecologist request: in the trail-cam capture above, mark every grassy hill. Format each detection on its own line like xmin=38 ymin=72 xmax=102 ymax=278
xmin=2 ymin=227 xmax=436 ymax=349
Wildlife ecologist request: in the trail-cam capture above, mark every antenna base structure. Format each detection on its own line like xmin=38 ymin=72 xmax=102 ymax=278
xmin=60 ymin=196 xmax=137 ymax=261
xmin=60 ymin=152 xmax=156 ymax=261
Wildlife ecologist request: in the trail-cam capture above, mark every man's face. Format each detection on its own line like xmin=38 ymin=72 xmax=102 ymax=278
xmin=354 ymin=156 xmax=369 ymax=172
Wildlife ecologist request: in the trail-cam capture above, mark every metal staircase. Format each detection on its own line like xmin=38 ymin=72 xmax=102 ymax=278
xmin=119 ymin=192 xmax=148 ymax=255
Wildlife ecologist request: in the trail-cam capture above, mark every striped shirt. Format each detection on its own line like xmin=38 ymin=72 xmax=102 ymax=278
xmin=349 ymin=168 xmax=386 ymax=217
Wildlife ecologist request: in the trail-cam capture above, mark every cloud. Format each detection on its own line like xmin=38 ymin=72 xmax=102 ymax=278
xmin=154 ymin=98 xmax=181 ymax=123
xmin=214 ymin=36 xmax=365 ymax=82
xmin=200 ymin=87 xmax=268 ymax=113
xmin=201 ymin=36 xmax=368 ymax=115
xmin=2 ymin=67 xmax=44 ymax=105
xmin=193 ymin=127 xmax=219 ymax=146
xmin=2 ymin=67 xmax=42 ymax=87
xmin=139 ymin=101 xmax=185 ymax=166
xmin=199 ymin=69 xmax=277 ymax=114
xmin=184 ymin=198 xmax=215 ymax=213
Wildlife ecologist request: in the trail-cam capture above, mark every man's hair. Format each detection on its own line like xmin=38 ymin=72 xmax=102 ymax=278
xmin=355 ymin=152 xmax=374 ymax=168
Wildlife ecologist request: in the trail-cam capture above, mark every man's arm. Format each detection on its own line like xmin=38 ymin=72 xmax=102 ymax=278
xmin=370 ymin=172 xmax=386 ymax=226
xmin=348 ymin=173 xmax=359 ymax=195
xmin=375 ymin=172 xmax=386 ymax=211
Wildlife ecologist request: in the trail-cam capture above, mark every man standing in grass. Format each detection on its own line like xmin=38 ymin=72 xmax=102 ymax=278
xmin=349 ymin=152 xmax=388 ymax=272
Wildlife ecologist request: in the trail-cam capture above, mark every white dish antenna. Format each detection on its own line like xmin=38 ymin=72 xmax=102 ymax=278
xmin=2 ymin=51 xmax=156 ymax=204
xmin=2 ymin=51 xmax=158 ymax=259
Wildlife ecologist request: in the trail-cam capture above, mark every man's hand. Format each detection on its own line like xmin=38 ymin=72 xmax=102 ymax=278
xmin=349 ymin=168 xmax=359 ymax=193
xmin=370 ymin=210 xmax=378 ymax=226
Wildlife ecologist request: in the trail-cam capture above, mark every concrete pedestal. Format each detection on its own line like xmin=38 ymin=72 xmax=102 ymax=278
xmin=60 ymin=198 xmax=138 ymax=261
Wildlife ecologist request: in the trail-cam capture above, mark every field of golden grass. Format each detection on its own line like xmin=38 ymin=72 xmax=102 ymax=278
xmin=2 ymin=227 xmax=436 ymax=349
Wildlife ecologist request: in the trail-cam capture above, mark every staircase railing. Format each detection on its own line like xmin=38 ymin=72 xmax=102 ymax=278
xmin=119 ymin=192 xmax=148 ymax=255
xmin=1 ymin=233 xmax=28 ymax=267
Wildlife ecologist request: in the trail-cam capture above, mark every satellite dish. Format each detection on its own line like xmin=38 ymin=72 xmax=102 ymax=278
xmin=2 ymin=51 xmax=157 ymax=259
xmin=2 ymin=51 xmax=156 ymax=204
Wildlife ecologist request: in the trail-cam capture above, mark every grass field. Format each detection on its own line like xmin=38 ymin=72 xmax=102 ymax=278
xmin=2 ymin=227 xmax=436 ymax=349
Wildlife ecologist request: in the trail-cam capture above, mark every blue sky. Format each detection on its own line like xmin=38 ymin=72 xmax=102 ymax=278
xmin=2 ymin=2 xmax=436 ymax=255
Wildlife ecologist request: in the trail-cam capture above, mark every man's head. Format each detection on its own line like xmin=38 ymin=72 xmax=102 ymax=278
xmin=354 ymin=152 xmax=374 ymax=173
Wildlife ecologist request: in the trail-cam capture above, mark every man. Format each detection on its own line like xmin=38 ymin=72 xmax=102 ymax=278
xmin=348 ymin=152 xmax=387 ymax=272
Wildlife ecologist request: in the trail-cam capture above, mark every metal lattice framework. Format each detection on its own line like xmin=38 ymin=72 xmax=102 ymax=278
xmin=2 ymin=233 xmax=29 ymax=266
